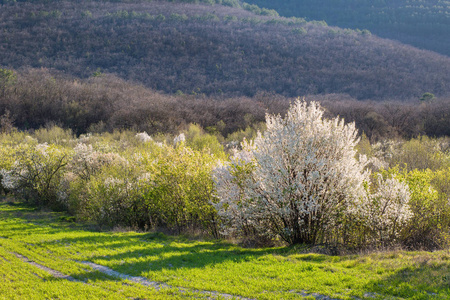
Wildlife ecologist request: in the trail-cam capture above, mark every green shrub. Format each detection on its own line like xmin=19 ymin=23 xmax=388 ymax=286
xmin=141 ymin=143 xmax=219 ymax=236
xmin=61 ymin=138 xmax=220 ymax=235
xmin=33 ymin=126 xmax=74 ymax=145
xmin=185 ymin=123 xmax=226 ymax=160
xmin=383 ymin=167 xmax=450 ymax=249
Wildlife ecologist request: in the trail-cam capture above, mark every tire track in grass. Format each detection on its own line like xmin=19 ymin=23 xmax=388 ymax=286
xmin=290 ymin=290 xmax=342 ymax=300
xmin=10 ymin=249 xmax=349 ymax=299
xmin=80 ymin=261 xmax=253 ymax=299
xmin=80 ymin=261 xmax=349 ymax=300
xmin=9 ymin=250 xmax=252 ymax=299
xmin=12 ymin=252 xmax=81 ymax=282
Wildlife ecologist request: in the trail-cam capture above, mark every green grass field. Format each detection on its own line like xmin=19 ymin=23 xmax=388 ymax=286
xmin=0 ymin=201 xmax=449 ymax=299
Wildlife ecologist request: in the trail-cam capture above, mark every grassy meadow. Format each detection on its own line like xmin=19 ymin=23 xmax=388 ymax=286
xmin=0 ymin=201 xmax=449 ymax=300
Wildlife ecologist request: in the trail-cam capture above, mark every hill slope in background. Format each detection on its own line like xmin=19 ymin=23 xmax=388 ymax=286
xmin=0 ymin=0 xmax=450 ymax=100
xmin=244 ymin=0 xmax=450 ymax=57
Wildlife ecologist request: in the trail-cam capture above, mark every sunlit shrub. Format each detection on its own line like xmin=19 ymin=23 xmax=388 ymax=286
xmin=214 ymin=100 xmax=370 ymax=245
xmin=33 ymin=126 xmax=75 ymax=145
xmin=135 ymin=131 xmax=153 ymax=143
xmin=142 ymin=143 xmax=219 ymax=236
xmin=77 ymin=162 xmax=146 ymax=227
xmin=394 ymin=168 xmax=450 ymax=249
xmin=185 ymin=124 xmax=226 ymax=160
xmin=3 ymin=143 xmax=72 ymax=208
xmin=1 ymin=122 xmax=448 ymax=248
xmin=359 ymin=174 xmax=412 ymax=246
xmin=373 ymin=136 xmax=450 ymax=171
xmin=394 ymin=136 xmax=450 ymax=171
xmin=61 ymin=139 xmax=220 ymax=235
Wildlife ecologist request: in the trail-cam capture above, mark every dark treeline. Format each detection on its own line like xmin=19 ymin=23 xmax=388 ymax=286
xmin=0 ymin=0 xmax=449 ymax=100
xmin=245 ymin=0 xmax=450 ymax=57
xmin=1 ymin=68 xmax=449 ymax=141
xmin=0 ymin=68 xmax=274 ymax=136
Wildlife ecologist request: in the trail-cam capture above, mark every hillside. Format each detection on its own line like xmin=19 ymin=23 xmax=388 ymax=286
xmin=245 ymin=0 xmax=450 ymax=57
xmin=0 ymin=0 xmax=450 ymax=100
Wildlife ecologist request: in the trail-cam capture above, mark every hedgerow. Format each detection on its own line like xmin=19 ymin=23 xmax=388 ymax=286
xmin=1 ymin=101 xmax=449 ymax=249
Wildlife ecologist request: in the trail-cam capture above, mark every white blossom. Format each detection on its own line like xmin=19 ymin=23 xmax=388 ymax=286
xmin=214 ymin=99 xmax=370 ymax=244
xmin=104 ymin=177 xmax=124 ymax=188
xmin=361 ymin=175 xmax=412 ymax=242
xmin=135 ymin=132 xmax=153 ymax=143
xmin=36 ymin=143 xmax=49 ymax=155
xmin=0 ymin=169 xmax=19 ymax=190
xmin=173 ymin=133 xmax=186 ymax=144
xmin=70 ymin=143 xmax=126 ymax=180
xmin=137 ymin=172 xmax=152 ymax=183
xmin=78 ymin=133 xmax=92 ymax=143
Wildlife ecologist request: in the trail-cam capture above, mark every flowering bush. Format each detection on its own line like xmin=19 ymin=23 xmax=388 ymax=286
xmin=78 ymin=163 xmax=146 ymax=227
xmin=0 ymin=122 xmax=448 ymax=248
xmin=0 ymin=145 xmax=17 ymax=194
xmin=135 ymin=132 xmax=153 ymax=143
xmin=360 ymin=174 xmax=412 ymax=245
xmin=213 ymin=145 xmax=256 ymax=238
xmin=3 ymin=143 xmax=72 ymax=208
xmin=53 ymin=138 xmax=220 ymax=234
xmin=69 ymin=143 xmax=126 ymax=181
xmin=214 ymin=100 xmax=370 ymax=245
xmin=173 ymin=133 xmax=186 ymax=145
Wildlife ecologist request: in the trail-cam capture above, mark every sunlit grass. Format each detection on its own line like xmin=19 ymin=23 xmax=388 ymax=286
xmin=1 ymin=201 xmax=449 ymax=299
xmin=0 ymin=243 xmax=196 ymax=300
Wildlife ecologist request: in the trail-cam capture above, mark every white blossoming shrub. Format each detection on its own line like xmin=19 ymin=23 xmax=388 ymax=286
xmin=360 ymin=175 xmax=412 ymax=245
xmin=135 ymin=132 xmax=153 ymax=143
xmin=0 ymin=145 xmax=17 ymax=194
xmin=213 ymin=144 xmax=260 ymax=238
xmin=173 ymin=133 xmax=186 ymax=144
xmin=3 ymin=143 xmax=72 ymax=208
xmin=70 ymin=143 xmax=127 ymax=181
xmin=214 ymin=100 xmax=370 ymax=245
xmin=59 ymin=143 xmax=129 ymax=214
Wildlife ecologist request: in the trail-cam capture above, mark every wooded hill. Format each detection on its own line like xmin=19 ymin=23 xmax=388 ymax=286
xmin=0 ymin=0 xmax=449 ymax=100
xmin=245 ymin=0 xmax=450 ymax=57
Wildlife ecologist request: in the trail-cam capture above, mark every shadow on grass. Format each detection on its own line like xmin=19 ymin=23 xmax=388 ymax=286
xmin=359 ymin=254 xmax=450 ymax=299
xmin=51 ymin=232 xmax=273 ymax=271
xmin=1 ymin=201 xmax=357 ymax=282
xmin=0 ymin=201 xmax=99 ymax=231
xmin=1 ymin=202 xmax=274 ymax=272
